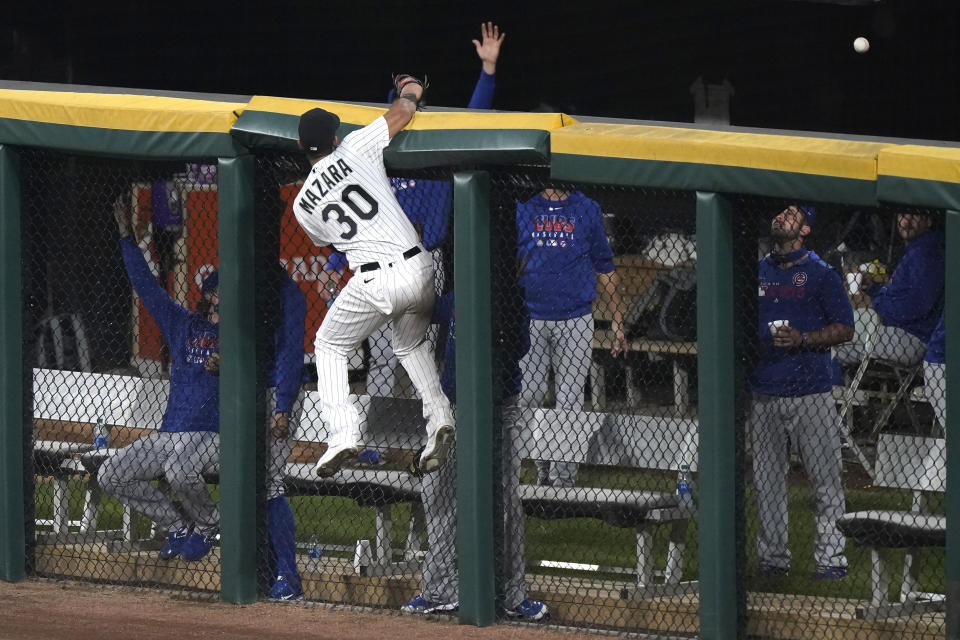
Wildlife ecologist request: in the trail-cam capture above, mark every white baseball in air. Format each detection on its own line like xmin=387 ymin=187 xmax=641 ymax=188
xmin=853 ymin=37 xmax=870 ymax=54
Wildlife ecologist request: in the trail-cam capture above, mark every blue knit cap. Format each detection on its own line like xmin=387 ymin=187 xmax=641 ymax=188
xmin=797 ymin=205 xmax=817 ymax=227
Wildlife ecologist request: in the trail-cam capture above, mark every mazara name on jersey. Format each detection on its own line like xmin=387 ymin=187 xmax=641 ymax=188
xmin=297 ymin=159 xmax=355 ymax=214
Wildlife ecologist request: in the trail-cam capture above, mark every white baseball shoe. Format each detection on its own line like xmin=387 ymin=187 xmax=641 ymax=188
xmin=315 ymin=441 xmax=361 ymax=478
xmin=418 ymin=425 xmax=455 ymax=474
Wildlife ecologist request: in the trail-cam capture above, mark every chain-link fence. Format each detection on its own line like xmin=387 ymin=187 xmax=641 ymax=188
xmin=10 ymin=135 xmax=951 ymax=640
xmin=484 ymin=172 xmax=700 ymax=633
xmin=24 ymin=150 xmax=223 ymax=591
xmin=734 ymin=197 xmax=946 ymax=639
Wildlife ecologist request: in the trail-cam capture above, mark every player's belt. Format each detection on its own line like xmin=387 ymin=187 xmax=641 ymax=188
xmin=358 ymin=246 xmax=422 ymax=273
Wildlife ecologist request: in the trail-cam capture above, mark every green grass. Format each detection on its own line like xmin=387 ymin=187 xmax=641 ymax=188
xmin=34 ymin=467 xmax=946 ymax=603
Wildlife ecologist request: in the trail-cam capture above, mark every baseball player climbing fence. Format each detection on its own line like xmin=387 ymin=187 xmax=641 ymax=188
xmin=12 ymin=143 xmax=948 ymax=640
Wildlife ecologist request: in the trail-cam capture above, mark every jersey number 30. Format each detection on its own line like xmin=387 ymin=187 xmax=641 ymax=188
xmin=321 ymin=184 xmax=379 ymax=240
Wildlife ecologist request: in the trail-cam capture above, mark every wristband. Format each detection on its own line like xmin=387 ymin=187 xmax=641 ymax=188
xmin=399 ymin=92 xmax=420 ymax=103
xmin=801 ymin=332 xmax=808 ymax=347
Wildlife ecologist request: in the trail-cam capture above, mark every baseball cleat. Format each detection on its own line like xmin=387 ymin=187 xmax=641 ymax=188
xmin=269 ymin=574 xmax=304 ymax=601
xmin=418 ymin=425 xmax=454 ymax=474
xmin=180 ymin=531 xmax=214 ymax=561
xmin=506 ymin=599 xmax=549 ymax=621
xmin=315 ymin=442 xmax=361 ymax=478
xmin=158 ymin=525 xmax=191 ymax=560
xmin=401 ymin=593 xmax=458 ymax=615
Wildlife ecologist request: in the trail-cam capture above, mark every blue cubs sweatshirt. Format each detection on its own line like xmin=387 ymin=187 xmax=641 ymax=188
xmin=515 ymin=190 xmax=615 ymax=321
xmin=751 ymin=250 xmax=855 ymax=396
xmin=867 ymin=230 xmax=944 ymax=342
xmin=122 ymin=238 xmax=306 ymax=429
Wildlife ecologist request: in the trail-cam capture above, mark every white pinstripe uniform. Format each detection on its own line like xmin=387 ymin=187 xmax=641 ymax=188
xmin=293 ymin=116 xmax=454 ymax=463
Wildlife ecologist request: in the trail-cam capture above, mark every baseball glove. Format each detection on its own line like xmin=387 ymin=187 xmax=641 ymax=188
xmin=392 ymin=73 xmax=429 ymax=109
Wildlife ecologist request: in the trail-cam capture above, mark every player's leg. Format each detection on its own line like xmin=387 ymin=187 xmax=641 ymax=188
xmin=405 ymin=437 xmax=459 ymax=613
xmin=750 ymin=394 xmax=792 ymax=573
xmin=795 ymin=392 xmax=848 ymax=576
xmin=265 ymin=391 xmax=301 ymax=599
xmin=548 ymin=315 xmax=593 ymax=488
xmin=164 ymin=431 xmax=220 ymax=560
xmin=389 ymin=256 xmax=454 ymax=472
xmin=313 ymin=278 xmax=387 ymax=476
xmin=499 ymin=398 xmax=548 ymax=620
xmin=98 ymin=433 xmax=187 ymax=536
xmin=873 ymin=324 xmax=927 ymax=367
xmin=924 ymin=361 xmax=947 ymax=434
xmin=519 ymin=320 xmax=554 ymax=485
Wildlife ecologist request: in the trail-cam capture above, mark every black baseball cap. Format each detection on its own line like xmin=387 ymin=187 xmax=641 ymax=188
xmin=298 ymin=108 xmax=340 ymax=154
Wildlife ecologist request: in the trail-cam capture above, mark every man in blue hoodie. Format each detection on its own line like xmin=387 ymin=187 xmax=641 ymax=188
xmin=837 ymin=211 xmax=944 ymax=367
xmin=515 ymin=187 xmax=624 ymax=488
xmin=100 ymin=199 xmax=307 ymax=598
xmin=750 ymin=204 xmax=855 ymax=581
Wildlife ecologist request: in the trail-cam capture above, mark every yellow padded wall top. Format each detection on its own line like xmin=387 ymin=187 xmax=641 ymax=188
xmin=0 ymin=90 xmax=245 ymax=133
xmin=878 ymin=145 xmax=960 ymax=184
xmin=552 ymin=123 xmax=890 ymax=181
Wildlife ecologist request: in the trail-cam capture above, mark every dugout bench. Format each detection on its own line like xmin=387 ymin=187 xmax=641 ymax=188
xmin=516 ymin=406 xmax=699 ymax=599
xmin=836 ymin=433 xmax=946 ymax=620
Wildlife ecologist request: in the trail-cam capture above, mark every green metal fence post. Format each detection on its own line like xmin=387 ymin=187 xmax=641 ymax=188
xmin=453 ymin=170 xmax=495 ymax=626
xmin=217 ymin=155 xmax=258 ymax=604
xmin=946 ymin=209 xmax=959 ymax=639
xmin=696 ymin=192 xmax=739 ymax=640
xmin=0 ymin=145 xmax=25 ymax=583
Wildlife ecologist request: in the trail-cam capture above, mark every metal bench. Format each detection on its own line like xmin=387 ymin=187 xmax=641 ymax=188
xmin=516 ymin=407 xmax=699 ymax=599
xmin=836 ymin=433 xmax=945 ymax=619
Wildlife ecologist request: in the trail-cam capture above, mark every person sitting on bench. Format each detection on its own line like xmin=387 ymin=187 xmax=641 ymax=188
xmin=837 ymin=211 xmax=944 ymax=367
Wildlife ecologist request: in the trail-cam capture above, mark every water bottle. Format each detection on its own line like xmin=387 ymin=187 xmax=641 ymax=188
xmin=93 ymin=418 xmax=110 ymax=450
xmin=307 ymin=533 xmax=323 ymax=568
xmin=676 ymin=463 xmax=694 ymax=513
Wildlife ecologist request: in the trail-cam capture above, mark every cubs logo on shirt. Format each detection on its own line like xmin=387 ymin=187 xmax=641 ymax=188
xmin=793 ymin=272 xmax=808 ymax=286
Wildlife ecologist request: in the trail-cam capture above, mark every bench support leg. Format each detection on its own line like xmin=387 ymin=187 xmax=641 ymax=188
xmin=664 ymin=518 xmax=689 ymax=584
xmin=80 ymin=481 xmax=101 ymax=533
xmin=635 ymin=527 xmax=653 ymax=588
xmin=52 ymin=478 xmax=70 ymax=533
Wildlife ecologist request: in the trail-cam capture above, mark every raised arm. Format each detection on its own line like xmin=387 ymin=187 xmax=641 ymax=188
xmin=384 ymin=76 xmax=425 ymax=138
xmin=468 ymin=22 xmax=505 ymax=109
xmin=114 ymin=196 xmax=188 ymax=339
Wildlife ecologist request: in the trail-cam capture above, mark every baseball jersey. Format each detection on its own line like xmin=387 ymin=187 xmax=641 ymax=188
xmin=751 ymin=250 xmax=855 ymax=396
xmin=292 ymin=116 xmax=420 ymax=268
xmin=325 ymin=70 xmax=498 ymax=273
xmin=515 ymin=190 xmax=615 ymax=320
xmin=925 ymin=312 xmax=946 ymax=364
xmin=866 ymin=229 xmax=944 ymax=342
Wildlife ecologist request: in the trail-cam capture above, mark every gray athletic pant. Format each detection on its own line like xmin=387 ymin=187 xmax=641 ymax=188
xmin=266 ymin=388 xmax=300 ymax=500
xmin=924 ymin=361 xmax=947 ymax=435
xmin=519 ymin=314 xmax=593 ymax=488
xmin=420 ymin=399 xmax=529 ymax=608
xmin=836 ymin=323 xmax=927 ymax=368
xmin=99 ymin=431 xmax=220 ymax=535
xmin=750 ymin=392 xmax=848 ymax=569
